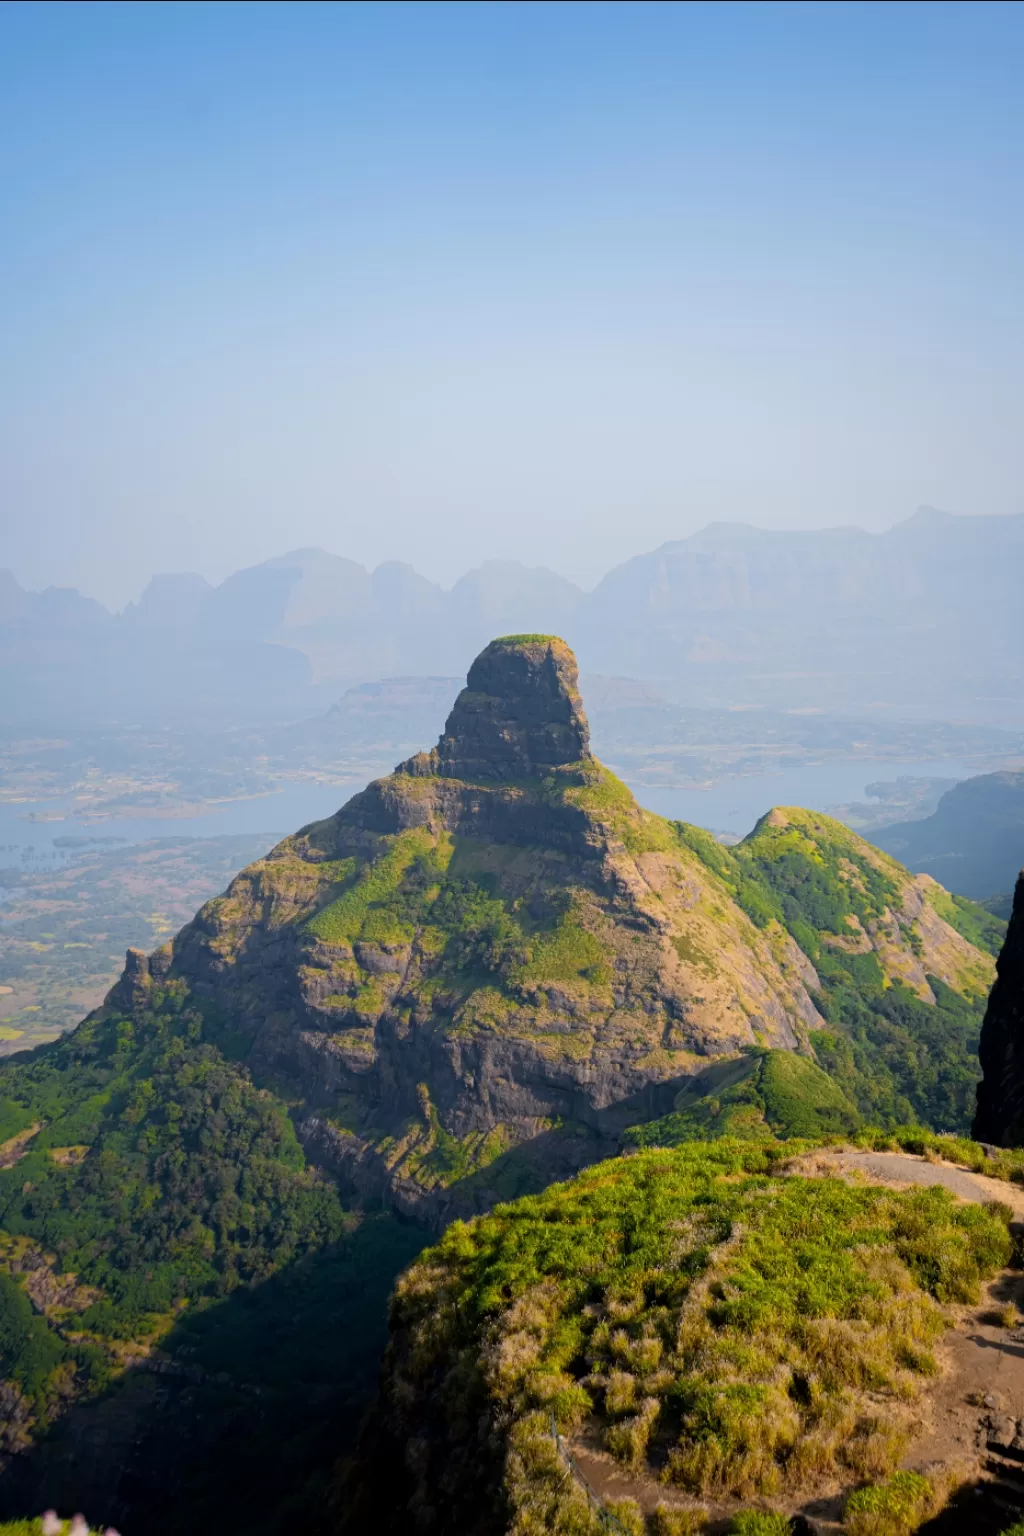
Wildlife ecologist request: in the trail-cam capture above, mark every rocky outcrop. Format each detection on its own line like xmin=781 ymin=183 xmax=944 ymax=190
xmin=974 ymin=872 xmax=1024 ymax=1145
xmin=399 ymin=634 xmax=590 ymax=781
xmin=106 ymin=635 xmax=997 ymax=1222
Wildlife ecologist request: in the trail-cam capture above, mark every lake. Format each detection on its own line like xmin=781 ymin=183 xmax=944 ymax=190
xmin=0 ymin=757 xmax=977 ymax=861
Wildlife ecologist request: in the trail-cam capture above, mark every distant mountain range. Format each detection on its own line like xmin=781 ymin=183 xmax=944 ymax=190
xmin=2 ymin=507 xmax=1022 ymax=728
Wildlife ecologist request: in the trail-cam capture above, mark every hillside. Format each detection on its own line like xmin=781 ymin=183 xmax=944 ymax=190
xmin=0 ymin=635 xmax=1002 ymax=1529
xmin=341 ymin=1136 xmax=1017 ymax=1536
xmin=875 ymin=768 xmax=1024 ymax=901
xmin=624 ymin=1049 xmax=861 ymax=1146
xmin=688 ymin=806 xmax=1004 ymax=1131
xmin=148 ymin=636 xmax=997 ymax=1220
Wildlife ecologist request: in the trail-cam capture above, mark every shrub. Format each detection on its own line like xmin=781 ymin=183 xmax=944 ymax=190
xmin=650 ymin=1505 xmax=708 ymax=1536
xmin=605 ymin=1500 xmax=645 ymax=1536
xmin=392 ymin=1141 xmax=1009 ymax=1531
xmin=728 ymin=1513 xmax=791 ymax=1535
xmin=844 ymin=1470 xmax=944 ymax=1536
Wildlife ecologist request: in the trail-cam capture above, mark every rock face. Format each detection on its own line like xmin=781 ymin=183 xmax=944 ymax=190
xmin=974 ymin=872 xmax=1024 ymax=1145
xmin=112 ymin=635 xmax=995 ymax=1224
xmin=401 ymin=635 xmax=590 ymax=781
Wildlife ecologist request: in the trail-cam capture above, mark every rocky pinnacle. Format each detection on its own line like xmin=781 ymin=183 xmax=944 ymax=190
xmin=399 ymin=634 xmax=591 ymax=782
xmin=973 ymin=871 xmax=1024 ymax=1145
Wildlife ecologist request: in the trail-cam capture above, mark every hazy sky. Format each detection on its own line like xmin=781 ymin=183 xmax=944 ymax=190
xmin=2 ymin=0 xmax=1022 ymax=609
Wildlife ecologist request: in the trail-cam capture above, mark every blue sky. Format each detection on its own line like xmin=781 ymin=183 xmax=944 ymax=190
xmin=1 ymin=0 xmax=1022 ymax=606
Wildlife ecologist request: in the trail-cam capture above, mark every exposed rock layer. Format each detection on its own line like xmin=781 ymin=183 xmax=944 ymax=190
xmin=400 ymin=634 xmax=590 ymax=781
xmin=108 ymin=636 xmax=995 ymax=1222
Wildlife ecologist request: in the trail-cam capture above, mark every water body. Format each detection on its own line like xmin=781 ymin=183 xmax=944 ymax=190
xmin=0 ymin=780 xmax=364 ymax=862
xmin=0 ymin=758 xmax=980 ymax=861
xmin=631 ymin=758 xmax=976 ymax=837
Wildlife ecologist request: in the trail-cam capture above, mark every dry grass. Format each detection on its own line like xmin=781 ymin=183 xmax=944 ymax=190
xmin=390 ymin=1141 xmax=1013 ymax=1532
xmin=650 ymin=1503 xmax=708 ymax=1535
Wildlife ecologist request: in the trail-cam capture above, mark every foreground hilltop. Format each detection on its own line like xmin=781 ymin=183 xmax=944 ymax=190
xmin=342 ymin=1135 xmax=1024 ymax=1536
xmin=124 ymin=634 xmax=997 ymax=1219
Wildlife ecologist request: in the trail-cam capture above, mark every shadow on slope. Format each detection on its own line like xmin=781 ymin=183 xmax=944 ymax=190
xmin=623 ymin=1048 xmax=862 ymax=1149
xmin=0 ymin=1213 xmax=424 ymax=1536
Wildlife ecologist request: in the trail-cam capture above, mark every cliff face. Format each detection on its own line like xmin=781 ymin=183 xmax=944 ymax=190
xmin=150 ymin=637 xmax=817 ymax=1217
xmin=974 ymin=872 xmax=1024 ymax=1145
xmin=117 ymin=635 xmax=994 ymax=1222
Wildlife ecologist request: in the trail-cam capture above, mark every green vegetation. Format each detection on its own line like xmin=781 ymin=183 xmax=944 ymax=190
xmin=493 ymin=634 xmax=562 ymax=646
xmin=0 ymin=976 xmax=348 ymax=1471
xmin=677 ymin=810 xmax=996 ymax=1134
xmin=305 ymin=818 xmax=625 ymax=1022
xmin=563 ymin=763 xmax=679 ymax=856
xmin=0 ymin=980 xmax=426 ymax=1534
xmin=626 ymin=1049 xmax=860 ymax=1146
xmin=806 ymin=977 xmax=983 ymax=1133
xmin=511 ymin=897 xmax=611 ymax=988
xmin=306 ymin=832 xmax=432 ymax=944
xmin=728 ymin=1515 xmax=791 ymax=1536
xmin=924 ymin=884 xmax=1007 ymax=957
xmin=0 ymin=1268 xmax=107 ymax=1425
xmin=844 ymin=1469 xmax=949 ymax=1535
xmin=0 ymin=983 xmax=346 ymax=1335
xmin=0 ymin=1523 xmax=104 ymax=1536
xmin=382 ymin=1140 xmax=1011 ymax=1534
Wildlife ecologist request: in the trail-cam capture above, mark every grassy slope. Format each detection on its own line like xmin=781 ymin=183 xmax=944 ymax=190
xmin=216 ymin=768 xmax=998 ymax=1184
xmin=625 ymin=1049 xmax=861 ymax=1146
xmin=355 ymin=1137 xmax=1012 ymax=1536
xmin=675 ymin=811 xmax=1003 ymax=1133
xmin=0 ymin=776 xmax=1002 ymax=1525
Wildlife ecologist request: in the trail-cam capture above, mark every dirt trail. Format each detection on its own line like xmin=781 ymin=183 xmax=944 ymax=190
xmin=785 ymin=1147 xmax=1024 ymax=1214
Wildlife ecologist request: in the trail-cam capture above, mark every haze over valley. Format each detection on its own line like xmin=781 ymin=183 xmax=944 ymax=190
xmin=4 ymin=3 xmax=1024 ymax=1535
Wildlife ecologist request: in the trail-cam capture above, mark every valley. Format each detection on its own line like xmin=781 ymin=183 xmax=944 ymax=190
xmin=0 ymin=635 xmax=1017 ymax=1536
xmin=8 ymin=7 xmax=1024 ymax=1531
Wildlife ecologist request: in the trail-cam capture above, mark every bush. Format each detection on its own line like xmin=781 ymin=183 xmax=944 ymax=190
xmin=728 ymin=1513 xmax=791 ymax=1535
xmin=650 ymin=1506 xmax=708 ymax=1536
xmin=844 ymin=1470 xmax=944 ymax=1535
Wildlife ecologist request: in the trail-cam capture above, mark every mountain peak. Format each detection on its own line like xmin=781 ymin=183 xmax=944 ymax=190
xmin=401 ymin=633 xmax=591 ymax=781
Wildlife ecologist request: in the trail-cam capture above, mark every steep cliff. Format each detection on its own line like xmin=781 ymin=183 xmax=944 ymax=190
xmin=138 ymin=634 xmax=994 ymax=1219
xmin=973 ymin=871 xmax=1024 ymax=1145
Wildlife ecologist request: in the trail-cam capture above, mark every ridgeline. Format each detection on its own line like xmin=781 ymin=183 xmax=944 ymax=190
xmin=0 ymin=635 xmax=1006 ymax=1533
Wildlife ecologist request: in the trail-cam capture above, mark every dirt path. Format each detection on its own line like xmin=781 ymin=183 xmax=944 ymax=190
xmin=785 ymin=1147 xmax=1024 ymax=1214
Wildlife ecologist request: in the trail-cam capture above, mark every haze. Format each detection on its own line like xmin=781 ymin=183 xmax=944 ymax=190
xmin=2 ymin=0 xmax=1023 ymax=608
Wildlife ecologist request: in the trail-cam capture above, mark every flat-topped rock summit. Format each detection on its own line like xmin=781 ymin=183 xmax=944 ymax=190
xmin=112 ymin=636 xmax=997 ymax=1223
xmin=400 ymin=634 xmax=591 ymax=782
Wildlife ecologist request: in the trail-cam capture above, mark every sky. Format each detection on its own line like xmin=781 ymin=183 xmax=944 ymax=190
xmin=1 ymin=0 xmax=1022 ymax=609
